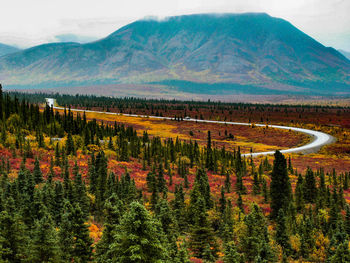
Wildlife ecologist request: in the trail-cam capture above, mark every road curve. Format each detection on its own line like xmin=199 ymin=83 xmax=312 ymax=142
xmin=50 ymin=102 xmax=334 ymax=157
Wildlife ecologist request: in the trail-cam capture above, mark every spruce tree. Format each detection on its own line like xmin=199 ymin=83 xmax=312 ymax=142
xmin=328 ymin=241 xmax=350 ymax=262
xmin=275 ymin=209 xmax=291 ymax=255
xmin=241 ymin=204 xmax=275 ymax=262
xmin=28 ymin=212 xmax=61 ymax=262
xmin=0 ymin=210 xmax=27 ymax=262
xmin=252 ymin=172 xmax=260 ymax=195
xmin=66 ymin=131 xmax=75 ymax=155
xmin=345 ymin=204 xmax=350 ymax=235
xmin=270 ymin=150 xmax=291 ymax=219
xmin=108 ymin=201 xmax=168 ymax=262
xmin=172 ymin=184 xmax=186 ymax=231
xmin=225 ymin=171 xmax=231 ymax=193
xmin=73 ymin=162 xmax=89 ymax=216
xmin=295 ymin=174 xmax=304 ymax=211
xmin=155 ymin=199 xmax=178 ymax=241
xmin=223 ymin=241 xmax=241 ymax=263
xmin=70 ymin=203 xmax=93 ymax=263
xmin=237 ymin=192 xmax=243 ymax=212
xmin=157 ymin=162 xmax=167 ymax=194
xmin=59 ymin=202 xmax=93 ymax=263
xmin=219 ymin=186 xmax=227 ymax=215
xmin=95 ymin=195 xmax=123 ymax=262
xmin=206 ymin=131 xmax=214 ymax=171
xmin=303 ymin=168 xmax=317 ymax=203
xmin=262 ymin=178 xmax=268 ymax=203
xmin=195 ymin=167 xmax=213 ymax=209
xmin=189 ymin=196 xmax=218 ymax=260
xmin=33 ymin=157 xmax=43 ymax=184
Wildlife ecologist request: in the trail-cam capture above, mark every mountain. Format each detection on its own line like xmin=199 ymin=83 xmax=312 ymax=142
xmin=54 ymin=34 xmax=99 ymax=44
xmin=1 ymin=13 xmax=350 ymax=96
xmin=0 ymin=43 xmax=20 ymax=57
xmin=339 ymin=49 xmax=350 ymax=61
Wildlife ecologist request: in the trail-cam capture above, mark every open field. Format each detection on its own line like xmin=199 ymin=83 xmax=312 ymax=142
xmin=53 ymin=108 xmax=309 ymax=154
xmin=10 ymin=84 xmax=350 ymax=106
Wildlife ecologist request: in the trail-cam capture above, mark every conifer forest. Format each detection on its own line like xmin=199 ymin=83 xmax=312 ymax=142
xmin=0 ymin=85 xmax=350 ymax=262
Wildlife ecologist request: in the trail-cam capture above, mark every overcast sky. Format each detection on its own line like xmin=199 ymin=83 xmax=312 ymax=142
xmin=1 ymin=0 xmax=349 ymax=51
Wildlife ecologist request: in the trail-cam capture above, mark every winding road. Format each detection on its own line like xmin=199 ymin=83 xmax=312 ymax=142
xmin=46 ymin=98 xmax=335 ymax=157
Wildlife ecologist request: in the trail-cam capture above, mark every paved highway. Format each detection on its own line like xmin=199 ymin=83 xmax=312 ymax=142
xmin=47 ymin=99 xmax=334 ymax=157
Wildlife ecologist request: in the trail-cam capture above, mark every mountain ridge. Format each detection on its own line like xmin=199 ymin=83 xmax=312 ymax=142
xmin=0 ymin=43 xmax=20 ymax=57
xmin=1 ymin=13 xmax=350 ymax=95
xmin=338 ymin=49 xmax=350 ymax=61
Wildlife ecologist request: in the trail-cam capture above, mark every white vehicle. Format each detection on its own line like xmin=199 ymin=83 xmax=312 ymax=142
xmin=45 ymin=98 xmax=56 ymax=108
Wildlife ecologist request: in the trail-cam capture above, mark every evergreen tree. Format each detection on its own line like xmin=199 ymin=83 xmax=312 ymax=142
xmin=195 ymin=167 xmax=213 ymax=209
xmin=288 ymin=156 xmax=293 ymax=173
xmin=120 ymin=139 xmax=129 ymax=161
xmin=303 ymin=168 xmax=317 ymax=203
xmin=219 ymin=186 xmax=227 ymax=215
xmin=0 ymin=210 xmax=27 ymax=262
xmin=345 ymin=204 xmax=350 ymax=236
xmin=174 ymin=241 xmax=191 ymax=263
xmin=189 ymin=196 xmax=218 ymax=260
xmin=225 ymin=171 xmax=231 ymax=193
xmin=223 ymin=241 xmax=241 ymax=263
xmin=88 ymin=154 xmax=97 ymax=194
xmin=270 ymin=151 xmax=291 ymax=219
xmin=157 ymin=163 xmax=167 ymax=194
xmin=66 ymin=131 xmax=75 ymax=155
xmin=108 ymin=202 xmax=169 ymax=262
xmin=252 ymin=172 xmax=260 ymax=195
xmin=73 ymin=162 xmax=89 ymax=216
xmin=33 ymin=157 xmax=43 ymax=184
xmin=95 ymin=195 xmax=123 ymax=262
xmin=71 ymin=204 xmax=93 ymax=262
xmin=295 ymin=174 xmax=304 ymax=211
xmin=327 ymin=224 xmax=348 ymax=260
xmin=275 ymin=209 xmax=291 ymax=254
xmin=155 ymin=199 xmax=178 ymax=242
xmin=206 ymin=131 xmax=214 ymax=171
xmin=59 ymin=202 xmax=93 ymax=263
xmin=241 ymin=204 xmax=275 ymax=262
xmin=235 ymin=170 xmax=246 ymax=194
xmin=173 ymin=184 xmax=186 ymax=231
xmin=237 ymin=192 xmax=243 ymax=212
xmin=28 ymin=212 xmax=61 ymax=262
xmin=328 ymin=241 xmax=350 ymax=262
xmin=262 ymin=178 xmax=268 ymax=203
xmin=55 ymin=142 xmax=61 ymax=166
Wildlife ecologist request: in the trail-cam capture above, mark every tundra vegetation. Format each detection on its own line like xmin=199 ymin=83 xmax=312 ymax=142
xmin=0 ymin=86 xmax=349 ymax=262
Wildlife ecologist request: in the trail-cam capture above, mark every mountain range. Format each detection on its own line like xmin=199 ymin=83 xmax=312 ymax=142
xmin=1 ymin=13 xmax=350 ymax=96
xmin=0 ymin=43 xmax=20 ymax=57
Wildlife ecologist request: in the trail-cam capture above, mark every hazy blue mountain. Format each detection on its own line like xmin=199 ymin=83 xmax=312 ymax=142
xmin=0 ymin=43 xmax=20 ymax=57
xmin=338 ymin=49 xmax=350 ymax=60
xmin=1 ymin=13 xmax=350 ymax=95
